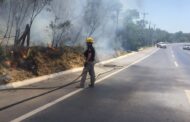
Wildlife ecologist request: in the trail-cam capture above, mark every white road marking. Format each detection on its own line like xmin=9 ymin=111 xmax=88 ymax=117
xmin=185 ymin=90 xmax=190 ymax=104
xmin=170 ymin=48 xmax=178 ymax=67
xmin=174 ymin=61 xmax=179 ymax=67
xmin=170 ymin=46 xmax=179 ymax=68
xmin=170 ymin=47 xmax=176 ymax=58
xmin=11 ymin=49 xmax=158 ymax=122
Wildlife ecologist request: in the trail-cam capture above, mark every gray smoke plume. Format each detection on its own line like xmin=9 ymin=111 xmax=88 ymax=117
xmin=30 ymin=0 xmax=125 ymax=60
xmin=0 ymin=0 xmax=139 ymax=60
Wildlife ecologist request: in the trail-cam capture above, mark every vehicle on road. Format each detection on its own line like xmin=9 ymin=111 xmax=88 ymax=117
xmin=156 ymin=42 xmax=167 ymax=49
xmin=183 ymin=45 xmax=190 ymax=50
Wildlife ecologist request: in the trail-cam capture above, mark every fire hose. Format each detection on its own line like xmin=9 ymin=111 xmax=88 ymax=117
xmin=0 ymin=65 xmax=124 ymax=111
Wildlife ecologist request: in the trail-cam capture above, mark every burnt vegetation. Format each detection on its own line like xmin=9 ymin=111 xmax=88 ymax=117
xmin=0 ymin=0 xmax=190 ymax=83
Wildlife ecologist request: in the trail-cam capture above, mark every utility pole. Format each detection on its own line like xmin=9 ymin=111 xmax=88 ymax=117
xmin=148 ymin=21 xmax=152 ymax=46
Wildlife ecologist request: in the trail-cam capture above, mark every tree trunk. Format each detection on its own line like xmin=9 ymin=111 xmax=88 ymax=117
xmin=16 ymin=24 xmax=30 ymax=47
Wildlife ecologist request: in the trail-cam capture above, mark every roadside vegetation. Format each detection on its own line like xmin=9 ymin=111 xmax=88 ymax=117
xmin=0 ymin=0 xmax=190 ymax=84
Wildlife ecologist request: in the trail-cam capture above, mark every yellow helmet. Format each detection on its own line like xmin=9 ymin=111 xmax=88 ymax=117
xmin=86 ymin=37 xmax=94 ymax=43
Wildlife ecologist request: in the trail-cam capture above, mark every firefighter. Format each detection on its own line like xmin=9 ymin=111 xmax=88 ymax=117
xmin=77 ymin=37 xmax=96 ymax=88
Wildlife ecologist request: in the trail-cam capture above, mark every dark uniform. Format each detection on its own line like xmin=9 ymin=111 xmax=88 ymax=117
xmin=80 ymin=45 xmax=96 ymax=87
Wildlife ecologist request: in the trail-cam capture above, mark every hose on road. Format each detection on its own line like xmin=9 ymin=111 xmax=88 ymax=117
xmin=0 ymin=65 xmax=123 ymax=91
xmin=0 ymin=65 xmax=124 ymax=111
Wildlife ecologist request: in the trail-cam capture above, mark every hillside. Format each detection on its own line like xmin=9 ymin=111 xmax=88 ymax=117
xmin=0 ymin=46 xmax=84 ymax=84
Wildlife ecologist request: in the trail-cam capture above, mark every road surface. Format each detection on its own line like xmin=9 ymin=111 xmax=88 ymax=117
xmin=1 ymin=44 xmax=190 ymax=122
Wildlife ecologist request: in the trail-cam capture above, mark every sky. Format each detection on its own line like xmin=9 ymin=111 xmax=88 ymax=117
xmin=121 ymin=0 xmax=190 ymax=33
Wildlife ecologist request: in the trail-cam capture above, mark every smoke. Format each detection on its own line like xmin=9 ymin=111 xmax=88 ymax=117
xmin=29 ymin=0 xmax=130 ymax=60
xmin=120 ymin=0 xmax=144 ymax=10
xmin=0 ymin=0 xmax=140 ymax=60
xmin=31 ymin=10 xmax=53 ymax=45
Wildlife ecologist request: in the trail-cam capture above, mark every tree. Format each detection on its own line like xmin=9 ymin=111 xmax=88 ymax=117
xmin=125 ymin=9 xmax=140 ymax=24
xmin=15 ymin=0 xmax=51 ymax=47
xmin=119 ymin=10 xmax=142 ymax=50
xmin=0 ymin=0 xmax=51 ymax=47
xmin=119 ymin=9 xmax=154 ymax=50
xmin=83 ymin=0 xmax=107 ymax=37
xmin=50 ymin=20 xmax=71 ymax=47
xmin=49 ymin=0 xmax=73 ymax=47
xmin=107 ymin=0 xmax=123 ymax=50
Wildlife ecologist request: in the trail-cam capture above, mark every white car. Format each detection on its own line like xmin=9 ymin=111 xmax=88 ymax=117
xmin=183 ymin=45 xmax=190 ymax=50
xmin=156 ymin=42 xmax=167 ymax=49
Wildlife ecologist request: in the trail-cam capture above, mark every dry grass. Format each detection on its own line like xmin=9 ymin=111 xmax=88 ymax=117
xmin=0 ymin=46 xmax=84 ymax=83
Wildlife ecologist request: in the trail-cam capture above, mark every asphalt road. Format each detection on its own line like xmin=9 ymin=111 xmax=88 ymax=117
xmin=2 ymin=44 xmax=190 ymax=122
